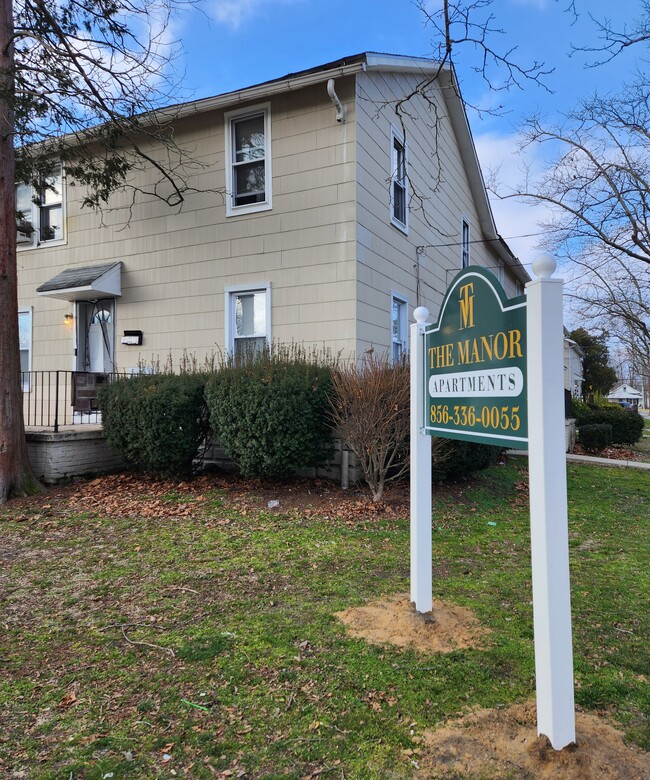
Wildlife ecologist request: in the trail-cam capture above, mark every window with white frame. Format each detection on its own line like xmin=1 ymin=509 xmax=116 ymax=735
xmin=225 ymin=283 xmax=271 ymax=360
xmin=461 ymin=218 xmax=470 ymax=267
xmin=390 ymin=129 xmax=408 ymax=231
xmin=16 ymin=164 xmax=64 ymax=248
xmin=391 ymin=293 xmax=408 ymax=363
xmin=495 ymin=263 xmax=505 ymax=284
xmin=18 ymin=308 xmax=32 ymax=391
xmin=225 ymin=104 xmax=272 ymax=216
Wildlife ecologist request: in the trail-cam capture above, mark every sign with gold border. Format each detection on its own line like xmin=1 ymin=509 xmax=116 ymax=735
xmin=423 ymin=266 xmax=527 ymax=448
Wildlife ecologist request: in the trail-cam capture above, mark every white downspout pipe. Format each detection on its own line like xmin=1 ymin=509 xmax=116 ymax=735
xmin=327 ymin=78 xmax=346 ymax=123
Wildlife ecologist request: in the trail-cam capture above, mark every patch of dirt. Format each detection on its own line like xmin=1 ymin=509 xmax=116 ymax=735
xmin=335 ymin=593 xmax=490 ymax=653
xmin=336 ymin=595 xmax=648 ymax=778
xmin=415 ymin=701 xmax=649 ymax=779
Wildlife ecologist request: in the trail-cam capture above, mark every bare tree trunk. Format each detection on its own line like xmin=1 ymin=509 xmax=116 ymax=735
xmin=0 ymin=0 xmax=40 ymax=503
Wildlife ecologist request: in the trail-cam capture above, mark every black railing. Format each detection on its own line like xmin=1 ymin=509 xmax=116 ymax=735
xmin=21 ymin=371 xmax=124 ymax=432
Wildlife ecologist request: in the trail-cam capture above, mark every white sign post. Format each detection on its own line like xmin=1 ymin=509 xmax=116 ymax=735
xmin=526 ymin=254 xmax=576 ymax=749
xmin=410 ymin=256 xmax=576 ymax=750
xmin=410 ymin=306 xmax=432 ymax=614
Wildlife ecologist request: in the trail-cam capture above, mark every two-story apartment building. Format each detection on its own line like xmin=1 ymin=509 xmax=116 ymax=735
xmin=18 ymin=52 xmax=528 ymax=388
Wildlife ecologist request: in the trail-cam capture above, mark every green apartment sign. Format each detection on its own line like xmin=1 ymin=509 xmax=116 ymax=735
xmin=423 ymin=266 xmax=528 ymax=448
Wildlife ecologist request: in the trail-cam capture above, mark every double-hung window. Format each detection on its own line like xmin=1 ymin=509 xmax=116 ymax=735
xmin=391 ymin=293 xmax=408 ymax=364
xmin=18 ymin=308 xmax=32 ymax=391
xmin=390 ymin=129 xmax=408 ymax=231
xmin=225 ymin=104 xmax=272 ymax=216
xmin=461 ymin=218 xmax=470 ymax=267
xmin=225 ymin=283 xmax=271 ymax=361
xmin=16 ymin=164 xmax=64 ymax=247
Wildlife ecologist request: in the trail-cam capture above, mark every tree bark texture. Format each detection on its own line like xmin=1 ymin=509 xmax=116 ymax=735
xmin=0 ymin=0 xmax=39 ymax=502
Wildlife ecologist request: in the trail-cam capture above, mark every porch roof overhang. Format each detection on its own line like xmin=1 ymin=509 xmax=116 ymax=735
xmin=36 ymin=262 xmax=122 ymax=301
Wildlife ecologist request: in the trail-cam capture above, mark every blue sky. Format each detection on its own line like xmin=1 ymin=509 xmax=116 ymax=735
xmin=171 ymin=0 xmax=640 ymax=263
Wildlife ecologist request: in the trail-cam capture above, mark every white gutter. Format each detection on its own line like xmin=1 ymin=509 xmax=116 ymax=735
xmin=164 ymin=54 xmax=445 ymax=123
xmin=162 ymin=62 xmax=366 ymax=123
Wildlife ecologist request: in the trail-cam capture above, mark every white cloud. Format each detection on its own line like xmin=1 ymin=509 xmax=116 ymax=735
xmin=474 ymin=130 xmax=551 ymax=269
xmin=211 ymin=0 xmax=299 ymax=30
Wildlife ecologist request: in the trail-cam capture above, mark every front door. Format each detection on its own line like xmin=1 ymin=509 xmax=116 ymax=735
xmin=77 ymin=300 xmax=115 ymax=373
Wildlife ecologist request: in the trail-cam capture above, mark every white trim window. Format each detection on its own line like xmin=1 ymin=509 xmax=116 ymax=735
xmin=461 ymin=218 xmax=470 ymax=267
xmin=18 ymin=308 xmax=32 ymax=391
xmin=391 ymin=292 xmax=408 ymax=364
xmin=225 ymin=283 xmax=272 ymax=360
xmin=390 ymin=129 xmax=408 ymax=232
xmin=495 ymin=263 xmax=505 ymax=285
xmin=16 ymin=163 xmax=65 ymax=248
xmin=225 ymin=103 xmax=272 ymax=216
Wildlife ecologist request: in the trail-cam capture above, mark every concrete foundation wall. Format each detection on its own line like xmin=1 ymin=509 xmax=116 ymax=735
xmin=27 ymin=428 xmax=126 ymax=484
xmin=202 ymin=436 xmax=362 ymax=486
xmin=565 ymin=419 xmax=577 ymax=453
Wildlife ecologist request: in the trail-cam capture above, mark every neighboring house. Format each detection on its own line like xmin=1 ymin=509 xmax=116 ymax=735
xmin=608 ymin=384 xmax=643 ymax=409
xmin=18 ymin=52 xmax=529 ymax=396
xmin=563 ymin=335 xmax=585 ymax=399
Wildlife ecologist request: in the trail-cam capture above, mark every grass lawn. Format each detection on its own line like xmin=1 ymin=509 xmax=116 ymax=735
xmin=0 ymin=459 xmax=648 ymax=778
xmin=630 ymin=416 xmax=650 ymax=462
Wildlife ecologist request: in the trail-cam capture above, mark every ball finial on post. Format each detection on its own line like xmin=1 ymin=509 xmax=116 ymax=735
xmin=532 ymin=254 xmax=557 ymax=279
xmin=414 ymin=306 xmax=429 ymax=324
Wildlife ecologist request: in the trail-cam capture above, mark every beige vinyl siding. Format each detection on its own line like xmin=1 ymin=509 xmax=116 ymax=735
xmin=355 ymin=70 xmax=510 ymax=355
xmin=18 ymin=79 xmax=358 ymax=372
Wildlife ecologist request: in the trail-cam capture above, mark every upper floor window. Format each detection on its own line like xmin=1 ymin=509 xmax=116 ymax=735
xmin=390 ymin=129 xmax=408 ymax=232
xmin=391 ymin=292 xmax=408 ymax=364
xmin=461 ymin=218 xmax=470 ymax=267
xmin=225 ymin=104 xmax=272 ymax=216
xmin=16 ymin=164 xmax=64 ymax=248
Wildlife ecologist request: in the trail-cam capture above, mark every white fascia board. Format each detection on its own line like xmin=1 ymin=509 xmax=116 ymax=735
xmin=438 ymin=69 xmax=530 ymax=285
xmin=364 ymin=53 xmax=441 ymax=75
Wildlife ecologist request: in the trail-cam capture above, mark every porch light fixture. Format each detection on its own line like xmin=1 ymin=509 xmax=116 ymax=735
xmin=64 ymin=313 xmax=73 ymax=324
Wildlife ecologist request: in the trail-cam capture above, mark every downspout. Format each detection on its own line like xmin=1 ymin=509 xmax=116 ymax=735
xmin=327 ymin=78 xmax=346 ymax=123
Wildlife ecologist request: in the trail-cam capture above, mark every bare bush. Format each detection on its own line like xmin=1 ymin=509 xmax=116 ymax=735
xmin=330 ymin=353 xmax=409 ymax=502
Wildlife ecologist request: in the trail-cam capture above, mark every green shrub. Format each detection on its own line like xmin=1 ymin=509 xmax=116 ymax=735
xmin=99 ymin=374 xmax=207 ymax=476
xmin=432 ymin=439 xmax=503 ymax=481
xmin=589 ymin=391 xmax=621 ymax=411
xmin=571 ymin=396 xmax=591 ymax=420
xmin=205 ymin=355 xmax=333 ymax=480
xmin=574 ymin=408 xmax=644 ymax=445
xmin=578 ymin=423 xmax=613 ymax=453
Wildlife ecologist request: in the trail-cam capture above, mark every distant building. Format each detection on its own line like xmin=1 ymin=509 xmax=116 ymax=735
xmin=608 ymin=384 xmax=643 ymax=409
xmin=564 ymin=336 xmax=584 ymax=398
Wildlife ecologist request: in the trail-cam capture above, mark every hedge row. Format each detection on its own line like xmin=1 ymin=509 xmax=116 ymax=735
xmin=204 ymin=360 xmax=333 ymax=480
xmin=578 ymin=424 xmax=613 ymax=453
xmin=99 ymin=374 xmax=208 ymax=477
xmin=98 ymin=356 xmax=502 ymax=488
xmin=576 ymin=408 xmax=644 ymax=445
